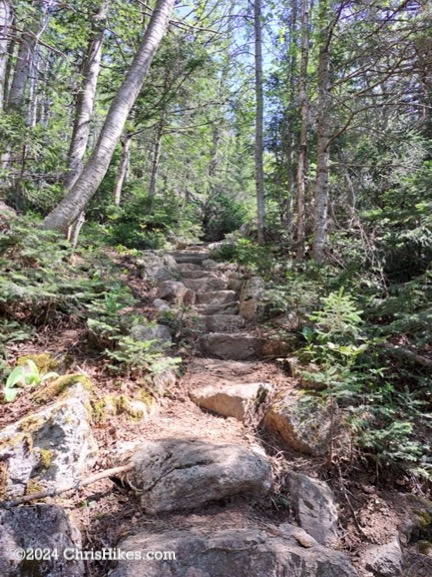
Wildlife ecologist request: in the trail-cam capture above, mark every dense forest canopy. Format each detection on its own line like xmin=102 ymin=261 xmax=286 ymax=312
xmin=1 ymin=0 xmax=432 ymax=488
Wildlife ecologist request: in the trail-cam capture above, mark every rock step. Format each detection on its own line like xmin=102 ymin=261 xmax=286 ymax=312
xmin=179 ymin=269 xmax=209 ymax=279
xmin=177 ymin=262 xmax=203 ymax=272
xmin=205 ymin=314 xmax=246 ymax=332
xmin=171 ymin=252 xmax=210 ymax=264
xmin=196 ymin=290 xmax=237 ymax=306
xmin=111 ymin=524 xmax=358 ymax=577
xmin=199 ymin=333 xmax=261 ymax=361
xmin=182 ymin=276 xmax=229 ymax=292
xmin=195 ymin=303 xmax=240 ymax=316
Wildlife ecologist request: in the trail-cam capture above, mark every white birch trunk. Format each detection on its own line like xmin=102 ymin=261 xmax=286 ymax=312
xmin=0 ymin=0 xmax=12 ymax=109
xmin=113 ymin=133 xmax=132 ymax=207
xmin=43 ymin=0 xmax=175 ymax=232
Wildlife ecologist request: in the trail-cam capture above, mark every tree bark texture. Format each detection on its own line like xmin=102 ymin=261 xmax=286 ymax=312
xmin=313 ymin=2 xmax=331 ymax=263
xmin=296 ymin=0 xmax=309 ymax=261
xmin=43 ymin=0 xmax=175 ymax=232
xmin=113 ymin=133 xmax=132 ymax=207
xmin=0 ymin=0 xmax=12 ymax=109
xmin=64 ymin=4 xmax=107 ymax=191
xmin=254 ymin=0 xmax=265 ymax=245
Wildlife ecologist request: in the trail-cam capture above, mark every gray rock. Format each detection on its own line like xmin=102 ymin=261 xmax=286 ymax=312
xmin=0 ymin=505 xmax=84 ymax=577
xmin=182 ymin=276 xmax=228 ymax=292
xmin=195 ymin=303 xmax=240 ymax=316
xmin=190 ymin=382 xmax=272 ymax=421
xmin=109 ymin=523 xmax=358 ymax=577
xmin=137 ymin=251 xmax=178 ymax=281
xmin=196 ymin=290 xmax=237 ymax=306
xmin=289 ymin=471 xmax=339 ymax=547
xmin=263 ymin=391 xmax=335 ymax=456
xmin=239 ymin=276 xmax=266 ymax=320
xmin=130 ymin=323 xmax=172 ymax=347
xmin=0 ymin=396 xmax=97 ymax=499
xmin=177 ymin=262 xmax=202 ymax=273
xmin=199 ymin=333 xmax=261 ymax=360
xmin=157 ymin=280 xmax=194 ymax=305
xmin=171 ymin=252 xmax=210 ymax=264
xmin=364 ymin=537 xmax=403 ymax=577
xmin=120 ymin=439 xmax=272 ymax=514
xmin=202 ymin=258 xmax=219 ymax=269
xmin=205 ymin=314 xmax=246 ymax=333
xmin=152 ymin=298 xmax=171 ymax=312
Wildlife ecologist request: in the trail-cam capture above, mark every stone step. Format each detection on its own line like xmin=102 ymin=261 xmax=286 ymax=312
xmin=205 ymin=314 xmax=246 ymax=333
xmin=196 ymin=290 xmax=237 ymax=306
xmin=195 ymin=303 xmax=239 ymax=316
xmin=182 ymin=276 xmax=229 ymax=293
xmin=177 ymin=263 xmax=203 ymax=273
xmin=171 ymin=252 xmax=210 ymax=264
xmin=199 ymin=333 xmax=261 ymax=361
xmin=179 ymin=270 xmax=208 ymax=279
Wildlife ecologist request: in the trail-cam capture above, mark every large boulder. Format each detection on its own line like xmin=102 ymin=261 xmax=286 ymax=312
xmin=0 ymin=383 xmax=97 ymax=499
xmin=117 ymin=439 xmax=272 ymax=514
xmin=288 ymin=471 xmax=339 ymax=547
xmin=0 ymin=505 xmax=84 ymax=577
xmin=109 ymin=523 xmax=358 ymax=577
xmin=263 ymin=391 xmax=335 ymax=456
xmin=137 ymin=251 xmax=178 ymax=282
xmin=190 ymin=382 xmax=272 ymax=422
xmin=239 ymin=276 xmax=266 ymax=321
xmin=199 ymin=333 xmax=261 ymax=360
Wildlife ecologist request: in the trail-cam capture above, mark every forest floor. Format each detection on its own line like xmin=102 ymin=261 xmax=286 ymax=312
xmin=2 ymin=245 xmax=432 ymax=577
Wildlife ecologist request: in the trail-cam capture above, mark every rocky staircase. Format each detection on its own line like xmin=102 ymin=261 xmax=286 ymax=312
xmin=1 ymin=245 xmax=416 ymax=577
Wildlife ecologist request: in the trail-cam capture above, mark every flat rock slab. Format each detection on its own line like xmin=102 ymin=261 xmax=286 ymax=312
xmin=195 ymin=303 xmax=239 ymax=315
xmin=0 ymin=396 xmax=98 ymax=499
xmin=196 ymin=290 xmax=237 ymax=306
xmin=171 ymin=252 xmax=210 ymax=264
xmin=182 ymin=276 xmax=228 ymax=292
xmin=190 ymin=382 xmax=273 ymax=421
xmin=0 ymin=505 xmax=84 ymax=577
xmin=199 ymin=333 xmax=261 ymax=360
xmin=263 ymin=391 xmax=334 ymax=456
xmin=120 ymin=439 xmax=272 ymax=514
xmin=364 ymin=538 xmax=403 ymax=577
xmin=289 ymin=471 xmax=339 ymax=547
xmin=109 ymin=523 xmax=358 ymax=577
xmin=205 ymin=314 xmax=246 ymax=333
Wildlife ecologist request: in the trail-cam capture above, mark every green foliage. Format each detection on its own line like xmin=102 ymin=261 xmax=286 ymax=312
xmin=211 ymin=239 xmax=273 ymax=274
xmin=3 ymin=360 xmax=59 ymax=403
xmin=105 ymin=336 xmax=181 ymax=378
xmin=202 ymin=193 xmax=248 ymax=241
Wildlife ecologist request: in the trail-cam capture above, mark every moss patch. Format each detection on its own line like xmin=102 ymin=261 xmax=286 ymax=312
xmin=17 ymin=353 xmax=58 ymax=374
xmin=39 ymin=448 xmax=54 ymax=469
xmin=32 ymin=373 xmax=93 ymax=404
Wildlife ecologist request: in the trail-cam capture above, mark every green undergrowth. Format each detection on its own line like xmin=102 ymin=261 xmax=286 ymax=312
xmin=0 ymin=217 xmax=180 ymax=386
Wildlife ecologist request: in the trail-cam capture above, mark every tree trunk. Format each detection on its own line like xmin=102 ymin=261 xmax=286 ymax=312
xmin=296 ymin=0 xmax=309 ymax=261
xmin=313 ymin=3 xmax=331 ymax=264
xmin=43 ymin=0 xmax=175 ymax=233
xmin=0 ymin=0 xmax=12 ymax=109
xmin=147 ymin=113 xmax=165 ymax=209
xmin=113 ymin=133 xmax=132 ymax=207
xmin=254 ymin=0 xmax=265 ymax=245
xmin=64 ymin=4 xmax=107 ymax=191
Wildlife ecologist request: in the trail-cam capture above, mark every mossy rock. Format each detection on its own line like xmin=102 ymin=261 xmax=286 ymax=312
xmin=32 ymin=373 xmax=94 ymax=404
xmin=17 ymin=353 xmax=59 ymax=374
xmin=92 ymin=393 xmax=155 ymax=423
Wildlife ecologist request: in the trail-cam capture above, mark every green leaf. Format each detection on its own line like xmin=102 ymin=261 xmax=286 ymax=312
xmin=5 ymin=366 xmax=25 ymax=389
xmin=3 ymin=386 xmax=19 ymax=402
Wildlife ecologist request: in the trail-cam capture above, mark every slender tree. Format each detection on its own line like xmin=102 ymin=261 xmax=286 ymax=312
xmin=0 ymin=0 xmax=12 ymax=109
xmin=254 ymin=0 xmax=265 ymax=244
xmin=296 ymin=0 xmax=309 ymax=261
